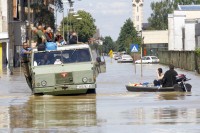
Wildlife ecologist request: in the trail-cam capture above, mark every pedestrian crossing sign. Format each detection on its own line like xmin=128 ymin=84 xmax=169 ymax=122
xmin=130 ymin=44 xmax=139 ymax=52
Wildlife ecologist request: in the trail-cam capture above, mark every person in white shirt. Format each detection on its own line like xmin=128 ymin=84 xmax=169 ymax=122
xmin=153 ymin=68 xmax=164 ymax=86
xmin=54 ymin=59 xmax=62 ymax=64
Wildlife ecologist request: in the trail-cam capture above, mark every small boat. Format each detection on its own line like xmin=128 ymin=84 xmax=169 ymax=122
xmin=126 ymin=85 xmax=191 ymax=92
xmin=126 ymin=85 xmax=174 ymax=92
xmin=126 ymin=74 xmax=192 ymax=92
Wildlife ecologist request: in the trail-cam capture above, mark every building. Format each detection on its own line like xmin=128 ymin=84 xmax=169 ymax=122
xmin=0 ymin=0 xmax=9 ymax=72
xmin=168 ymin=5 xmax=200 ymax=51
xmin=7 ymin=0 xmax=55 ymax=69
xmin=142 ymin=30 xmax=168 ymax=56
xmin=132 ymin=0 xmax=143 ymax=31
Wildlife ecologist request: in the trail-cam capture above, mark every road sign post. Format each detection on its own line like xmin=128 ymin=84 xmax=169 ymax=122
xmin=130 ymin=44 xmax=139 ymax=75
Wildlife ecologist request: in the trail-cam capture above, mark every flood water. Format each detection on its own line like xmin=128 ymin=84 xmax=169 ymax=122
xmin=0 ymin=57 xmax=200 ymax=133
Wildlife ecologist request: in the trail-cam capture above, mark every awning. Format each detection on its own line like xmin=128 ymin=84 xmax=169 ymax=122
xmin=0 ymin=32 xmax=9 ymax=43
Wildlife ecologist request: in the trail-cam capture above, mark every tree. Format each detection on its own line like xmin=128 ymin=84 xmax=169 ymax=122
xmin=102 ymin=36 xmax=115 ymax=54
xmin=148 ymin=0 xmax=200 ymax=30
xmin=116 ymin=18 xmax=139 ymax=53
xmin=61 ymin=10 xmax=96 ymax=43
xmin=148 ymin=0 xmax=173 ymax=30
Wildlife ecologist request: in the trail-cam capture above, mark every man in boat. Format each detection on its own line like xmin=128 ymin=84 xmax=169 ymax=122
xmin=162 ymin=64 xmax=178 ymax=87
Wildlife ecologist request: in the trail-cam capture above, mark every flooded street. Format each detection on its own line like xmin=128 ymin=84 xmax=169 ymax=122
xmin=0 ymin=57 xmax=200 ymax=133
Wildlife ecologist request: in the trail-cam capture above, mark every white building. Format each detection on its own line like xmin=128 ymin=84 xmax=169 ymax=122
xmin=168 ymin=5 xmax=200 ymax=51
xmin=132 ymin=0 xmax=143 ymax=31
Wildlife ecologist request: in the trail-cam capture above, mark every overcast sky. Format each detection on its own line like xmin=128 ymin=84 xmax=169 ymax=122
xmin=57 ymin=0 xmax=160 ymax=41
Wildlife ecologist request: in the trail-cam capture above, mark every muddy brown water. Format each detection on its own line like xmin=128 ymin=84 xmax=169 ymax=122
xmin=0 ymin=57 xmax=200 ymax=133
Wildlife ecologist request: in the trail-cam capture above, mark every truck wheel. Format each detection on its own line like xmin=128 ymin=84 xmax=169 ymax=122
xmin=25 ymin=77 xmax=33 ymax=91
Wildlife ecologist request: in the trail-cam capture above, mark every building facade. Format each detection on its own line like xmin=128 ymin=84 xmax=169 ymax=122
xmin=168 ymin=5 xmax=200 ymax=51
xmin=7 ymin=0 xmax=55 ymax=69
xmin=0 ymin=0 xmax=9 ymax=72
xmin=142 ymin=30 xmax=168 ymax=56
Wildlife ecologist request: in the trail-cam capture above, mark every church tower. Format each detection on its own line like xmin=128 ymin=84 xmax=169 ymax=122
xmin=132 ymin=0 xmax=144 ymax=31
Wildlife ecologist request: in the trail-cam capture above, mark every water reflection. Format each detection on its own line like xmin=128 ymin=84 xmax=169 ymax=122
xmin=126 ymin=106 xmax=200 ymax=125
xmin=153 ymin=107 xmax=200 ymax=125
xmin=156 ymin=92 xmax=191 ymax=100
xmin=9 ymin=95 xmax=97 ymax=128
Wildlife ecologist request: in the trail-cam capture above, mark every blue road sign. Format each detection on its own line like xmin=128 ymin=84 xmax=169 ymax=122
xmin=130 ymin=44 xmax=139 ymax=52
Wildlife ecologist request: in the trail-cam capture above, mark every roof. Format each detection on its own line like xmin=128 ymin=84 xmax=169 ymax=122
xmin=178 ymin=5 xmax=200 ymax=11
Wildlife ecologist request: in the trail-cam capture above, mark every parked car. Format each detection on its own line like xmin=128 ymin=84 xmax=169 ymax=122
xmin=113 ymin=54 xmax=121 ymax=60
xmin=117 ymin=54 xmax=133 ymax=63
xmin=135 ymin=56 xmax=159 ymax=64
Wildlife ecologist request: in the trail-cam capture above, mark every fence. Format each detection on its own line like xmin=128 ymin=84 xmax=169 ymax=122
xmin=158 ymin=51 xmax=200 ymax=74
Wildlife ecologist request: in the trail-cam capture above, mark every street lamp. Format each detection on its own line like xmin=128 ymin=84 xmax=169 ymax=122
xmin=73 ymin=11 xmax=79 ymax=17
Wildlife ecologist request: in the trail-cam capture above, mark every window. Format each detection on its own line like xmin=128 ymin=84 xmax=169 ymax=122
xmin=33 ymin=48 xmax=91 ymax=66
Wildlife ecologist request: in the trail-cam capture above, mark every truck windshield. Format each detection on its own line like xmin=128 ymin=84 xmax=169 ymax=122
xmin=33 ymin=48 xmax=91 ymax=66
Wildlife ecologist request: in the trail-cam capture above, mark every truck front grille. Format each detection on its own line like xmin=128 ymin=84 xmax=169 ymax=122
xmin=55 ymin=72 xmax=73 ymax=85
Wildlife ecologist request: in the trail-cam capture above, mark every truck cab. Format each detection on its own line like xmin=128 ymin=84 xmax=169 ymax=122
xmin=28 ymin=44 xmax=106 ymax=95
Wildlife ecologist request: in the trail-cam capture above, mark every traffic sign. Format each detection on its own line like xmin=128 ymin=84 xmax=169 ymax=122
xmin=130 ymin=44 xmax=139 ymax=52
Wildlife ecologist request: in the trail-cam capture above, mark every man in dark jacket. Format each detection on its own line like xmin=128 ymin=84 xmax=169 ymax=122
xmin=162 ymin=64 xmax=178 ymax=87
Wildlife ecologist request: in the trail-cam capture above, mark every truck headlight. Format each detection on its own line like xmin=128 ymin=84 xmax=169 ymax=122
xmin=41 ymin=80 xmax=47 ymax=86
xmin=82 ymin=77 xmax=88 ymax=83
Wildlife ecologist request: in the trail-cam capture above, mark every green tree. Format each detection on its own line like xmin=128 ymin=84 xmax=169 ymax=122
xmin=148 ymin=0 xmax=200 ymax=30
xmin=148 ymin=0 xmax=173 ymax=30
xmin=61 ymin=10 xmax=96 ymax=43
xmin=102 ymin=36 xmax=115 ymax=54
xmin=30 ymin=0 xmax=63 ymax=29
xmin=116 ymin=18 xmax=139 ymax=53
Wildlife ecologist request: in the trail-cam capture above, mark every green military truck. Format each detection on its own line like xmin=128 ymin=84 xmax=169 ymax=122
xmin=26 ymin=44 xmax=106 ymax=95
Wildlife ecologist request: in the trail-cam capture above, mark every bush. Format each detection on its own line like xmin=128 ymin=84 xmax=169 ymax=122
xmin=195 ymin=48 xmax=200 ymax=56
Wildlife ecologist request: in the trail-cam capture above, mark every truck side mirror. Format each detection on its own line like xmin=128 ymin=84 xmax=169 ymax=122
xmin=96 ymin=57 xmax=101 ymax=63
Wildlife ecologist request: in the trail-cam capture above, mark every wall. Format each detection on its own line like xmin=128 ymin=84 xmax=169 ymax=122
xmin=158 ymin=51 xmax=200 ymax=74
xmin=168 ymin=14 xmax=174 ymax=50
xmin=185 ymin=20 xmax=196 ymax=50
xmin=173 ymin=11 xmax=185 ymax=51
